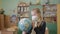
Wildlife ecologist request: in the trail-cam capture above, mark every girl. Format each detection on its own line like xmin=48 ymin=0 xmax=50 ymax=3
xmin=31 ymin=8 xmax=46 ymax=34
xmin=22 ymin=8 xmax=46 ymax=34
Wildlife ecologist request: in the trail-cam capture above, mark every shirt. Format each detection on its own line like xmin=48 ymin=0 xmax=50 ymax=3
xmin=34 ymin=21 xmax=46 ymax=34
xmin=26 ymin=21 xmax=46 ymax=34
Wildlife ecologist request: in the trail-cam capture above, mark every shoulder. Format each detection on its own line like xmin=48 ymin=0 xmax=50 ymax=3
xmin=41 ymin=20 xmax=46 ymax=26
xmin=42 ymin=20 xmax=46 ymax=24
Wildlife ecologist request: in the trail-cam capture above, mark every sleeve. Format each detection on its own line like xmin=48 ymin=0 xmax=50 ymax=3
xmin=41 ymin=21 xmax=46 ymax=34
xmin=34 ymin=21 xmax=46 ymax=34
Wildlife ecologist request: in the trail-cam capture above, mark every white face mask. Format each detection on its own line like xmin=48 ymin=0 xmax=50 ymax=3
xmin=32 ymin=16 xmax=38 ymax=22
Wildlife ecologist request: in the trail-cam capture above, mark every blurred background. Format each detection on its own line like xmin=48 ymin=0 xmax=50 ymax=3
xmin=0 ymin=0 xmax=60 ymax=34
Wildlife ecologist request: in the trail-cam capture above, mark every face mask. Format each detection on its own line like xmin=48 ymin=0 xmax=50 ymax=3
xmin=32 ymin=16 xmax=38 ymax=22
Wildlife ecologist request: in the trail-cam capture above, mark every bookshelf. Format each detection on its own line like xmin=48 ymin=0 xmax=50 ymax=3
xmin=43 ymin=4 xmax=57 ymax=22
xmin=17 ymin=2 xmax=30 ymax=20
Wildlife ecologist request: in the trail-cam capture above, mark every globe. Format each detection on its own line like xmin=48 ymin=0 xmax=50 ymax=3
xmin=18 ymin=18 xmax=32 ymax=32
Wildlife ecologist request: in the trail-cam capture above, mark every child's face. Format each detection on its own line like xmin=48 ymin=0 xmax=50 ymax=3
xmin=31 ymin=10 xmax=39 ymax=28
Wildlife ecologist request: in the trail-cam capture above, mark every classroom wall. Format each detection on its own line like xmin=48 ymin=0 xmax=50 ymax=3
xmin=0 ymin=0 xmax=2 ymax=8
xmin=2 ymin=0 xmax=20 ymax=15
xmin=57 ymin=4 xmax=60 ymax=34
xmin=58 ymin=0 xmax=60 ymax=4
xmin=41 ymin=0 xmax=58 ymax=5
xmin=2 ymin=0 xmax=59 ymax=16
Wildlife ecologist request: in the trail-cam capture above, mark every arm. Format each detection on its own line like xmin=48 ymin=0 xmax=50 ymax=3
xmin=34 ymin=21 xmax=46 ymax=34
xmin=41 ymin=21 xmax=46 ymax=34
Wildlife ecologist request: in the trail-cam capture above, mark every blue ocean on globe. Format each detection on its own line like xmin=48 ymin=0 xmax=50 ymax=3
xmin=18 ymin=18 xmax=32 ymax=32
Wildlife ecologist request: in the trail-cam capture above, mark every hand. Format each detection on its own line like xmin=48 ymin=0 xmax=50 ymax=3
xmin=22 ymin=31 xmax=26 ymax=34
xmin=32 ymin=22 xmax=37 ymax=29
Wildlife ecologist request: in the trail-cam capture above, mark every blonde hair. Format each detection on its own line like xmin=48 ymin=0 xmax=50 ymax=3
xmin=32 ymin=8 xmax=42 ymax=20
xmin=32 ymin=8 xmax=40 ymax=14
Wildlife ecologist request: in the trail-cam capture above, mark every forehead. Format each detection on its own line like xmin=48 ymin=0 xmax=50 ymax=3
xmin=31 ymin=10 xmax=37 ymax=13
